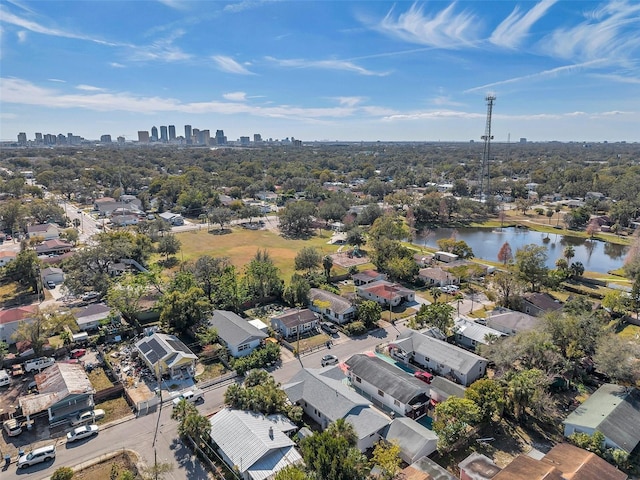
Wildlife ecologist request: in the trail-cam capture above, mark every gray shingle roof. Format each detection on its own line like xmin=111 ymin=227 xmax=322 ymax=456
xmin=208 ymin=310 xmax=268 ymax=346
xmin=309 ymin=288 xmax=353 ymax=315
xmin=345 ymin=354 xmax=429 ymax=404
xmin=271 ymin=308 xmax=317 ymax=328
xmin=564 ymin=383 xmax=640 ymax=453
xmin=486 ymin=309 xmax=540 ymax=334
xmin=382 ymin=417 xmax=438 ymax=462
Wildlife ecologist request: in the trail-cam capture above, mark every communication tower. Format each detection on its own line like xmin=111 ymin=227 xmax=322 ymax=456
xmin=479 ymin=94 xmax=496 ymax=201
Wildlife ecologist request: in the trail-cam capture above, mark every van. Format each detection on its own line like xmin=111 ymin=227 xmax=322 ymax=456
xmin=24 ymin=357 xmax=55 ymax=373
xmin=0 ymin=369 xmax=10 ymax=387
xmin=17 ymin=444 xmax=56 ymax=469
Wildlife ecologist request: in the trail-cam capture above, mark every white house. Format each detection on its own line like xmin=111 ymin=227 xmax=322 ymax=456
xmin=418 ymin=267 xmax=457 ymax=287
xmin=135 ymin=332 xmax=198 ymax=379
xmin=208 ymin=310 xmax=268 ymax=357
xmin=485 ymin=308 xmax=540 ymax=336
xmin=270 ymin=308 xmax=318 ymax=339
xmin=74 ymin=303 xmax=112 ymax=331
xmin=209 ymin=408 xmax=303 ymax=480
xmin=27 ymin=223 xmax=59 ymax=240
xmin=345 ymin=353 xmax=430 ymax=419
xmin=309 ymin=288 xmax=356 ymax=324
xmin=283 ymin=366 xmax=391 ymax=452
xmin=356 ymin=280 xmax=415 ymax=307
xmin=453 ymin=318 xmax=505 ymax=351
xmin=391 ymin=329 xmax=488 ymax=386
xmin=158 ymin=211 xmax=184 ymax=226
xmin=0 ymin=305 xmax=38 ymax=345
xmin=352 ymin=270 xmax=387 ymax=286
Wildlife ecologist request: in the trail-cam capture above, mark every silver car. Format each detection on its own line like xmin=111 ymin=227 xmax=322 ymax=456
xmin=17 ymin=445 xmax=56 ymax=469
xmin=67 ymin=424 xmax=99 ymax=442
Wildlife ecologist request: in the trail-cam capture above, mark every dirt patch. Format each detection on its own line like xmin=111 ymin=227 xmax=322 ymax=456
xmin=73 ymin=450 xmax=139 ymax=479
xmin=330 ymin=252 xmax=370 ymax=268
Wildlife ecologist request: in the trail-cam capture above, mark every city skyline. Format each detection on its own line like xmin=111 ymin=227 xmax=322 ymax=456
xmin=1 ymin=1 xmax=639 ymax=142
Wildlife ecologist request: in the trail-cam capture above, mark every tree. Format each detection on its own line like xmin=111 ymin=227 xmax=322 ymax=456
xmin=413 ymin=303 xmax=454 ymax=334
xmin=0 ymin=341 xmax=8 ymax=363
xmin=436 ymin=238 xmax=474 ymax=259
xmin=294 ymin=247 xmax=322 ymax=275
xmin=208 ymin=207 xmax=234 ymax=231
xmin=171 ymin=398 xmax=198 ymax=424
xmin=157 ymin=234 xmax=181 ymax=260
xmin=179 ymin=411 xmax=212 ymax=447
xmin=569 ymin=261 xmax=584 ymax=278
xmin=586 ymin=218 xmax=599 ymax=238
xmin=322 ymin=255 xmax=333 ymax=282
xmin=593 ymin=334 xmax=640 ymax=384
xmin=602 ymin=290 xmax=630 ymax=317
xmin=192 ymin=255 xmax=230 ymax=303
xmin=464 ymin=379 xmax=505 ymax=423
xmin=224 ymin=370 xmax=290 ymax=416
xmin=430 ymin=287 xmax=441 ymax=303
xmin=278 ymin=200 xmax=316 ymax=238
xmin=5 ymin=249 xmax=39 ymax=290
xmin=371 ymin=440 xmax=402 ymax=480
xmin=369 ymin=213 xmax=409 ymax=242
xmin=497 ymin=241 xmax=513 ymax=265
xmin=563 ymin=245 xmax=575 ymax=264
xmin=107 ymin=273 xmax=149 ymax=328
xmin=630 ymin=274 xmax=640 ymax=319
xmin=433 ymin=397 xmax=481 ymax=453
xmin=505 ymin=368 xmax=549 ymax=420
xmin=158 ymin=286 xmax=210 ymax=332
xmin=357 ymin=300 xmax=382 ymax=328
xmin=140 ymin=462 xmax=174 ymax=480
xmin=243 ymin=249 xmax=283 ymax=301
xmin=12 ymin=307 xmax=50 ymax=356
xmin=283 ymin=274 xmax=311 ymax=307
xmin=51 ymin=467 xmax=74 ymax=480
xmin=274 ymin=466 xmax=311 ymax=480
xmin=515 ymin=244 xmax=548 ymax=292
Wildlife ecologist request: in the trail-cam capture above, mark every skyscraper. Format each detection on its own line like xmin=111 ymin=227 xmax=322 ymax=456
xmin=160 ymin=126 xmax=168 ymax=142
xmin=168 ymin=125 xmax=176 ymax=141
xmin=100 ymin=134 xmax=112 ymax=143
xmin=35 ymin=132 xmax=43 ymax=144
xmin=215 ymin=129 xmax=226 ymax=145
xmin=17 ymin=132 xmax=27 ymax=145
xmin=138 ymin=131 xmax=150 ymax=143
xmin=151 ymin=126 xmax=158 ymax=142
xmin=185 ymin=125 xmax=192 ymax=144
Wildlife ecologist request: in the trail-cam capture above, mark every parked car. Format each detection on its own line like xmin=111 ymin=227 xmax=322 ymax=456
xmin=24 ymin=356 xmax=55 ymax=373
xmin=46 ymin=281 xmax=56 ymax=289
xmin=66 ymin=424 xmax=99 ymax=442
xmin=414 ymin=371 xmax=434 ymax=384
xmin=0 ymin=369 xmax=10 ymax=387
xmin=81 ymin=291 xmax=100 ymax=301
xmin=70 ymin=409 xmax=105 ymax=426
xmin=3 ymin=418 xmax=23 ymax=437
xmin=320 ymin=322 xmax=338 ymax=334
xmin=17 ymin=444 xmax=56 ymax=469
xmin=70 ymin=348 xmax=87 ymax=359
xmin=321 ymin=354 xmax=339 ymax=367
xmin=172 ymin=389 xmax=204 ymax=406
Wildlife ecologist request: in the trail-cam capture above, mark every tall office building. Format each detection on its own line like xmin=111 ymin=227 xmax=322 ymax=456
xmin=117 ymin=136 xmax=126 ymax=144
xmin=138 ymin=131 xmax=150 ymax=143
xmin=151 ymin=126 xmax=158 ymax=142
xmin=17 ymin=132 xmax=27 ymax=145
xmin=240 ymin=136 xmax=250 ymax=146
xmin=168 ymin=125 xmax=176 ymax=141
xmin=253 ymin=134 xmax=262 ymax=143
xmin=185 ymin=125 xmax=192 ymax=144
xmin=44 ymin=134 xmax=56 ymax=145
xmin=215 ymin=129 xmax=226 ymax=145
xmin=199 ymin=130 xmax=210 ymax=145
xmin=100 ymin=134 xmax=112 ymax=143
xmin=35 ymin=132 xmax=43 ymax=144
xmin=160 ymin=126 xmax=168 ymax=142
xmin=57 ymin=134 xmax=67 ymax=144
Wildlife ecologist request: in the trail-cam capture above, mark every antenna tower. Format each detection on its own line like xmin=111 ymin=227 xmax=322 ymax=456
xmin=479 ymin=94 xmax=496 ymax=201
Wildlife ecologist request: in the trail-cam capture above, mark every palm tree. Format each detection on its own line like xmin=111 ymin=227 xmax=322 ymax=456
xmin=170 ymin=399 xmax=197 ymax=423
xmin=563 ymin=245 xmax=575 ymax=265
xmin=180 ymin=412 xmax=211 ymax=447
xmin=326 ymin=418 xmax=357 ymax=447
xmin=322 ymin=255 xmax=333 ymax=283
xmin=430 ymin=287 xmax=442 ymax=304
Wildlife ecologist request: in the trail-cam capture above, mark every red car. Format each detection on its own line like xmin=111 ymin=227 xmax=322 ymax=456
xmin=70 ymin=348 xmax=87 ymax=359
xmin=414 ymin=371 xmax=434 ymax=384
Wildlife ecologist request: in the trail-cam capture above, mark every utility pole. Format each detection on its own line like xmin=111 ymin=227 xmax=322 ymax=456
xmin=479 ymin=94 xmax=496 ymax=202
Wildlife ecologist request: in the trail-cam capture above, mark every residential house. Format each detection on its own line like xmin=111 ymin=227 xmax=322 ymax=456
xmin=400 ymin=456 xmax=456 ymax=480
xmin=520 ymin=292 xmax=563 ymax=317
xmin=0 ymin=305 xmax=38 ymax=344
xmin=357 ymin=280 xmax=415 ymax=307
xmin=382 ymin=418 xmax=439 ymax=464
xmin=135 ymin=332 xmax=198 ymax=379
xmin=0 ymin=250 xmax=17 ymax=267
xmin=208 ymin=310 xmax=268 ymax=357
xmin=110 ymin=214 xmax=139 ymax=227
xmin=209 ymin=408 xmax=303 ymax=480
xmin=158 ymin=211 xmax=184 ymax=226
xmin=270 ymin=308 xmax=318 ymax=339
xmin=96 ymin=201 xmax=141 ymax=217
xmin=563 ymin=383 xmax=640 ymax=454
xmin=309 ymin=288 xmax=356 ymax=324
xmin=345 ymin=353 xmax=430 ymax=419
xmin=453 ymin=318 xmax=505 ymax=351
xmin=429 ymin=376 xmax=466 ymax=404
xmin=40 ymin=251 xmax=75 ymax=265
xmin=352 ymin=269 xmax=387 ymax=286
xmin=35 ymin=239 xmax=73 ymax=256
xmin=283 ymin=366 xmax=391 ymax=452
xmin=413 ymin=254 xmax=434 ymax=268
xmin=41 ymin=267 xmax=64 ymax=285
xmin=27 ymin=223 xmax=59 ymax=240
xmin=485 ymin=308 xmax=540 ymax=336
xmin=19 ymin=362 xmax=95 ymax=424
xmin=94 ymin=197 xmax=116 ymax=210
xmin=458 ymin=453 xmax=502 ymax=480
xmin=491 ymin=443 xmax=627 ymax=480
xmin=391 ymin=330 xmax=488 ymax=386
xmin=418 ymin=267 xmax=457 ymax=288
xmin=74 ymin=303 xmax=112 ymax=331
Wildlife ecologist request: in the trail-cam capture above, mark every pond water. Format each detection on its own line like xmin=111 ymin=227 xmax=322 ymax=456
xmin=413 ymin=227 xmax=628 ymax=274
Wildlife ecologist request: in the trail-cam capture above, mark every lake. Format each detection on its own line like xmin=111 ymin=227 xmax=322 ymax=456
xmin=413 ymin=227 xmax=628 ymax=274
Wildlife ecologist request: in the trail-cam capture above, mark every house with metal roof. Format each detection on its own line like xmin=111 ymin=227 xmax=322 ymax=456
xmin=283 ymin=366 xmax=391 ymax=452
xmin=158 ymin=211 xmax=184 ymax=225
xmin=563 ymin=383 xmax=640 ymax=454
xmin=0 ymin=304 xmax=38 ymax=344
xmin=74 ymin=303 xmax=113 ymax=331
xmin=345 ymin=353 xmax=430 ymax=419
xmin=209 ymin=408 xmax=303 ymax=480
xmin=270 ymin=308 xmax=318 ymax=339
xmin=486 ymin=308 xmax=540 ymax=336
xmin=309 ymin=288 xmax=356 ymax=324
xmin=19 ymin=362 xmax=95 ymax=424
xmin=458 ymin=452 xmax=502 ymax=480
xmin=401 ymin=455 xmax=456 ymax=480
xmin=391 ymin=329 xmax=488 ymax=386
xmin=135 ymin=332 xmax=197 ymax=379
xmin=357 ymin=280 xmax=415 ymax=307
xmin=453 ymin=318 xmax=505 ymax=351
xmin=382 ymin=418 xmax=438 ymax=464
xmin=208 ymin=310 xmax=268 ymax=357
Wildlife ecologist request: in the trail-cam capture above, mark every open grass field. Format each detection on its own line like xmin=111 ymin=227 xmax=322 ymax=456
xmin=175 ymin=227 xmax=345 ymax=281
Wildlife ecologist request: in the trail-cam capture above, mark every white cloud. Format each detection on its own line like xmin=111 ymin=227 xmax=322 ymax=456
xmin=47 ymin=78 xmax=66 ymax=83
xmin=157 ymin=0 xmax=189 ymax=10
xmin=375 ymin=2 xmax=481 ymax=49
xmin=16 ymin=30 xmax=27 ymax=42
xmin=109 ymin=62 xmax=126 ymax=68
xmin=589 ymin=73 xmax=640 ymax=84
xmin=490 ymin=0 xmax=557 ymax=49
xmin=431 ymin=95 xmax=465 ymax=107
xmin=333 ymin=97 xmax=366 ymax=107
xmin=76 ymin=84 xmax=106 ymax=92
xmin=223 ymin=92 xmax=248 ymax=102
xmin=223 ymin=0 xmax=273 ymax=14
xmin=265 ymin=56 xmax=388 ymax=76
xmin=383 ymin=110 xmax=484 ymax=121
xmin=212 ymin=55 xmax=255 ymax=75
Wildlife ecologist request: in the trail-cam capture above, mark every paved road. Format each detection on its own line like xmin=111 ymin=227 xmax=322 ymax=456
xmin=1 ymin=322 xmax=406 ymax=480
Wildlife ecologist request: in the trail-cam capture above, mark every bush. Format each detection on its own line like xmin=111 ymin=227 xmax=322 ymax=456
xmin=231 ymin=342 xmax=281 ymax=376
xmin=51 ymin=467 xmax=74 ymax=480
xmin=343 ymin=321 xmax=367 ymax=336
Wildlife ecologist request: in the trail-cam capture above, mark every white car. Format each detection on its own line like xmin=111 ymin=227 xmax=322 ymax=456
xmin=70 ymin=409 xmax=105 ymax=426
xmin=67 ymin=424 xmax=99 ymax=442
xmin=17 ymin=444 xmax=56 ymax=469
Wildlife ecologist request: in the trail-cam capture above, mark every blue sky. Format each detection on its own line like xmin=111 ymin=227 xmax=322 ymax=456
xmin=1 ymin=0 xmax=639 ymax=143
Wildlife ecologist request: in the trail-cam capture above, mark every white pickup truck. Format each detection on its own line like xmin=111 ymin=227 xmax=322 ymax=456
xmin=172 ymin=388 xmax=204 ymax=406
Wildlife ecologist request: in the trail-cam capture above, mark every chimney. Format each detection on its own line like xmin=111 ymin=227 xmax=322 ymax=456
xmin=268 ymin=426 xmax=274 ymax=439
